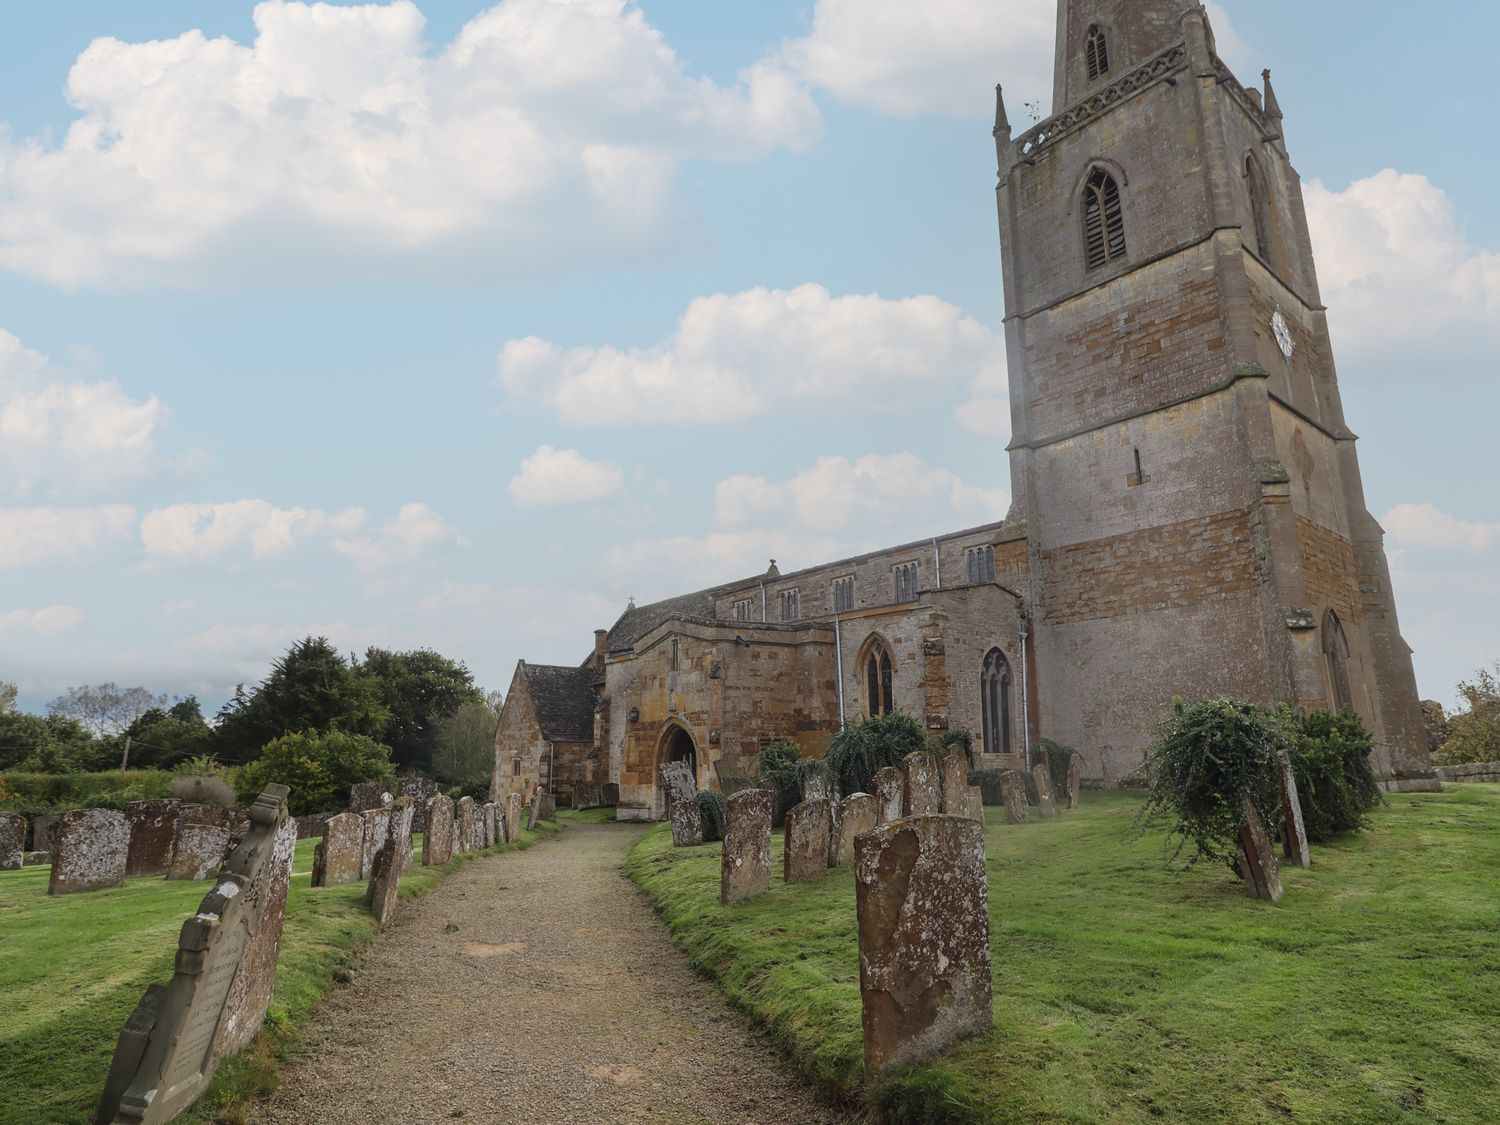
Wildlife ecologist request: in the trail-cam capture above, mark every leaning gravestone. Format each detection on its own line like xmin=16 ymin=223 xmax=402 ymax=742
xmin=168 ymin=823 xmax=231 ymax=881
xmin=423 ymin=796 xmax=455 ymax=866
xmin=855 ymin=815 xmax=993 ymax=1074
xmin=998 ymin=770 xmax=1029 ymax=825
xmin=831 ymin=794 xmax=878 ymax=867
xmin=348 ymin=781 xmax=393 ymax=813
xmin=125 ymin=800 xmax=180 ymax=879
xmin=360 ymin=806 xmax=393 ymax=878
xmin=0 ymin=812 xmax=25 ymax=870
xmin=903 ymin=752 xmax=942 ymax=818
xmin=784 ymin=798 xmax=832 ymax=884
xmin=50 ymin=808 xmax=129 ymax=895
xmin=1031 ymin=763 xmax=1058 ymax=818
xmin=526 ymin=789 xmax=544 ymax=832
xmin=721 ymin=789 xmax=772 ymax=905
xmin=506 ymin=793 xmax=522 ymax=842
xmin=1066 ymin=754 xmax=1084 ymax=810
xmin=455 ymin=797 xmax=477 ymax=854
xmin=366 ymin=797 xmax=415 ymax=925
xmin=1280 ymin=756 xmax=1311 ymax=869
xmin=660 ymin=762 xmax=702 ymax=847
xmin=1238 ymin=800 xmax=1285 ymax=902
xmin=311 ymin=812 xmax=364 ymax=887
xmin=873 ymin=766 xmax=904 ymax=824
xmin=97 ymin=785 xmax=293 ymax=1125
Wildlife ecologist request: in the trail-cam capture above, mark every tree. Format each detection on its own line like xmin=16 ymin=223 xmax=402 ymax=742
xmin=233 ymin=729 xmax=395 ymax=816
xmin=0 ymin=681 xmax=16 ymax=715
xmin=358 ymin=647 xmax=481 ymax=774
xmin=431 ymin=697 xmax=499 ymax=786
xmin=0 ymin=711 xmax=101 ymax=772
xmin=47 ymin=683 xmax=166 ymax=738
xmin=1437 ymin=663 xmax=1500 ymax=766
xmin=105 ymin=697 xmax=214 ymax=770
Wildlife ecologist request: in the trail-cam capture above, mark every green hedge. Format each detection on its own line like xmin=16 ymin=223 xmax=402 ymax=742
xmin=0 ymin=770 xmax=174 ymax=815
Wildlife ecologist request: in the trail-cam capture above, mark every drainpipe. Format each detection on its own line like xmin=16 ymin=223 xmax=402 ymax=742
xmin=834 ymin=613 xmax=846 ymax=731
xmin=548 ymin=740 xmax=555 ymax=797
xmin=1019 ymin=630 xmax=1031 ymax=770
xmin=932 ymin=538 xmax=942 ymax=590
xmin=759 ymin=579 xmax=767 ymax=622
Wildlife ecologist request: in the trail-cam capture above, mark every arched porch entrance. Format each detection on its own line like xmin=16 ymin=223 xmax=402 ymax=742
xmin=655 ymin=723 xmax=699 ymax=821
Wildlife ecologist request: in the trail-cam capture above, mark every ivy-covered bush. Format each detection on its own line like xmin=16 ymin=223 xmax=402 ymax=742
xmin=696 ymin=790 xmax=728 ymax=842
xmin=755 ymin=740 xmax=820 ymax=824
xmin=824 ymin=711 xmax=932 ymax=798
xmin=1138 ymin=698 xmax=1288 ymax=865
xmin=234 ymin=729 xmax=395 ymax=816
xmin=938 ymin=727 xmax=974 ymax=766
xmin=1289 ymin=709 xmax=1383 ymax=841
xmin=1039 ymin=738 xmax=1075 ymax=796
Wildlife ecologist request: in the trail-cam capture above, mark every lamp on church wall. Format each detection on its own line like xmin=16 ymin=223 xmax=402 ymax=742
xmin=628 ymin=707 xmax=640 ymax=723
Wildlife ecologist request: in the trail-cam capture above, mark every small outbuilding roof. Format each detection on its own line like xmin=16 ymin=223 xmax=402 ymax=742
xmin=520 ymin=663 xmax=596 ymax=743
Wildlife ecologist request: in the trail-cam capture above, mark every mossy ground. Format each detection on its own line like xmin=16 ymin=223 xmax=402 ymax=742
xmin=0 ymin=821 xmax=562 ymax=1125
xmin=624 ymin=786 xmax=1500 ymax=1124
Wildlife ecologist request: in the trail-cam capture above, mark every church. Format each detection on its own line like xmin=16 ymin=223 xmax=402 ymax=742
xmin=493 ymin=0 xmax=1432 ymax=818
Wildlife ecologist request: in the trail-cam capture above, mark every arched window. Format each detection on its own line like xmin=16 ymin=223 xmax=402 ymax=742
xmin=864 ymin=639 xmax=895 ymax=716
xmin=1085 ymin=26 xmax=1110 ymax=82
xmin=1244 ymin=155 xmax=1274 ymax=265
xmin=1323 ymin=610 xmax=1353 ymax=714
xmin=1083 ymin=168 xmax=1126 ymax=271
xmin=980 ymin=648 xmax=1012 ymax=757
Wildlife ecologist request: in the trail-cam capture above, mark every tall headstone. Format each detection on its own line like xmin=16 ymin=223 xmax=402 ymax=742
xmin=455 ymin=797 xmax=477 ymax=854
xmin=873 ymin=767 xmax=904 ymax=824
xmin=783 ymin=798 xmax=832 ymax=884
xmin=0 ymin=812 xmax=25 ymax=870
xmin=660 ymin=762 xmax=702 ymax=847
xmin=359 ymin=806 xmax=392 ymax=878
xmin=526 ymin=788 xmax=544 ymax=831
xmin=539 ymin=793 xmax=557 ymax=822
xmin=167 ymin=824 xmax=230 ymax=881
xmin=348 ymin=781 xmax=393 ymax=813
xmin=125 ymin=800 xmax=180 ymax=879
xmin=939 ymin=754 xmax=983 ymax=821
xmin=49 ymin=808 xmax=129 ymax=895
xmin=482 ymin=803 xmax=498 ymax=848
xmin=802 ymin=771 xmax=830 ymax=803
xmin=1031 ymin=764 xmax=1058 ymax=818
xmin=1066 ymin=754 xmax=1084 ymax=810
xmin=1238 ymin=801 xmax=1285 ymax=902
xmin=423 ymin=796 xmax=455 ymax=866
xmin=506 ymin=793 xmax=523 ymax=842
xmin=831 ymin=794 xmax=878 ymax=867
xmin=720 ymin=789 xmax=773 ymax=906
xmin=902 ymin=752 xmax=942 ymax=818
xmin=310 ymin=812 xmax=365 ymax=886
xmin=855 ymin=815 xmax=993 ymax=1075
xmin=998 ymin=771 xmax=1029 ymax=825
xmin=31 ymin=812 xmax=59 ymax=854
xmin=294 ymin=812 xmax=333 ymax=840
xmin=366 ymin=797 xmax=415 ymax=925
xmin=96 ymin=785 xmax=293 ymax=1125
xmin=397 ymin=776 xmax=439 ymax=833
xmin=1280 ymin=756 xmax=1311 ymax=869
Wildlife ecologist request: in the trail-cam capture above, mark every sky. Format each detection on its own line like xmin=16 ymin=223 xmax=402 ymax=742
xmin=0 ymin=0 xmax=1495 ymax=717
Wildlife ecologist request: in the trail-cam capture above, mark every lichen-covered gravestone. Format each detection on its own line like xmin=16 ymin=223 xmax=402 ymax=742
xmin=0 ymin=812 xmax=25 ymax=870
xmin=939 ymin=754 xmax=983 ymax=821
xmin=873 ymin=766 xmax=904 ymax=824
xmin=783 ymin=798 xmax=832 ymax=884
xmin=366 ymin=796 xmax=415 ymax=925
xmin=831 ymin=794 xmax=878 ymax=866
xmin=125 ymin=800 xmax=180 ymax=879
xmin=1031 ymin=763 xmax=1058 ymax=818
xmin=1066 ymin=754 xmax=1084 ymax=810
xmin=1238 ymin=800 xmax=1285 ymax=902
xmin=660 ymin=761 xmax=702 ymax=847
xmin=539 ymin=793 xmax=557 ymax=822
xmin=506 ymin=793 xmax=522 ymax=842
xmin=348 ymin=781 xmax=393 ymax=812
xmin=423 ymin=796 xmax=455 ymax=866
xmin=31 ymin=812 xmax=59 ymax=854
xmin=802 ymin=771 xmax=830 ymax=803
xmin=903 ymin=752 xmax=942 ymax=818
xmin=168 ymin=823 xmax=231 ymax=881
xmin=1280 ymin=755 xmax=1311 ymax=869
xmin=360 ymin=806 xmax=393 ymax=877
xmin=855 ymin=815 xmax=993 ymax=1074
xmin=311 ymin=812 xmax=365 ymax=886
xmin=526 ymin=788 xmax=544 ymax=831
xmin=397 ymin=776 xmax=439 ymax=833
xmin=215 ymin=809 xmax=297 ymax=1058
xmin=49 ymin=808 xmax=129 ymax=895
xmin=720 ymin=789 xmax=772 ymax=905
xmin=455 ymin=797 xmax=477 ymax=854
xmin=482 ymin=803 xmax=497 ymax=848
xmin=998 ymin=770 xmax=1029 ymax=825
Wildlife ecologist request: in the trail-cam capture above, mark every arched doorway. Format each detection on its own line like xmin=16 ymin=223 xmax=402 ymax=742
xmin=657 ymin=723 xmax=698 ymax=820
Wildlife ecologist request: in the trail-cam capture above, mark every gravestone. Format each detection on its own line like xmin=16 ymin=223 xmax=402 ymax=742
xmin=660 ymin=762 xmax=702 ymax=847
xmin=526 ymin=789 xmax=544 ymax=832
xmin=506 ymin=793 xmax=522 ymax=843
xmin=802 ymin=771 xmax=830 ymax=803
xmin=783 ymin=798 xmax=832 ymax=884
xmin=998 ymin=771 xmax=1029 ymax=825
xmin=125 ymin=800 xmax=180 ymax=879
xmin=422 ymin=796 xmax=455 ymax=866
xmin=0 ymin=812 xmax=25 ymax=870
xmin=873 ymin=766 xmax=904 ymax=824
xmin=359 ymin=807 xmax=392 ymax=878
xmin=348 ymin=781 xmax=393 ymax=813
xmin=455 ymin=797 xmax=477 ymax=854
xmin=855 ymin=815 xmax=992 ymax=1074
xmin=24 ymin=851 xmax=50 ymax=866
xmin=1066 ymin=754 xmax=1084 ymax=810
xmin=49 ymin=808 xmax=129 ymax=895
xmin=31 ymin=812 xmax=59 ymax=853
xmin=167 ymin=824 xmax=230 ymax=881
xmin=397 ymin=776 xmax=439 ymax=833
xmin=1031 ymin=764 xmax=1058 ymax=818
xmin=572 ymin=779 xmax=604 ymax=809
xmin=96 ymin=785 xmax=293 ymax=1125
xmin=720 ymin=789 xmax=772 ymax=905
xmin=366 ymin=797 xmax=415 ymax=926
xmin=311 ymin=812 xmax=364 ymax=886
xmin=483 ymin=803 xmax=498 ymax=848
xmin=1238 ymin=801 xmax=1284 ymax=902
xmin=902 ymin=752 xmax=942 ymax=818
xmin=539 ymin=793 xmax=557 ymax=822
xmin=939 ymin=754 xmax=983 ymax=821
xmin=294 ymin=812 xmax=333 ymax=840
xmin=1280 ymin=756 xmax=1311 ymax=869
xmin=602 ymin=783 xmax=620 ymax=806
xmin=831 ymin=794 xmax=878 ymax=867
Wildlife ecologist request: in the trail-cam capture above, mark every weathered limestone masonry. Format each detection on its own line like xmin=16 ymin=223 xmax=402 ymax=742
xmin=721 ymin=789 xmax=773 ymax=905
xmin=0 ymin=812 xmax=24 ymax=870
xmin=999 ymin=771 xmax=1029 ymax=825
xmin=168 ymin=824 xmax=230 ymax=881
xmin=50 ymin=808 xmax=129 ymax=895
xmin=903 ymin=752 xmax=942 ymax=818
xmin=831 ymin=794 xmax=878 ymax=867
xmin=1435 ymin=762 xmax=1500 ymax=784
xmin=855 ymin=815 xmax=993 ymax=1074
xmin=97 ymin=785 xmax=293 ymax=1125
xmin=125 ymin=800 xmax=180 ymax=879
xmin=423 ymin=796 xmax=455 ymax=865
xmin=1237 ymin=801 xmax=1284 ymax=902
xmin=311 ymin=812 xmax=365 ymax=887
xmin=366 ymin=797 xmax=415 ymax=925
xmin=359 ymin=806 xmax=393 ymax=878
xmin=661 ymin=761 xmax=702 ymax=847
xmin=1032 ymin=764 xmax=1058 ymax=818
xmin=526 ymin=788 xmax=544 ymax=832
xmin=506 ymin=792 xmax=522 ymax=844
xmin=939 ymin=753 xmax=984 ymax=821
xmin=455 ymin=797 xmax=477 ymax=856
xmin=1280 ymin=756 xmax=1311 ymax=869
xmin=874 ymin=766 xmax=904 ymax=824
xmin=784 ymin=798 xmax=832 ymax=884
xmin=348 ymin=781 xmax=393 ymax=813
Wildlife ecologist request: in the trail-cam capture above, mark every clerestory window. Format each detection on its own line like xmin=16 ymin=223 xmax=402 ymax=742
xmin=833 ymin=576 xmax=855 ymax=613
xmin=1086 ymin=26 xmax=1110 ymax=82
xmin=1083 ymin=167 xmax=1127 ymax=271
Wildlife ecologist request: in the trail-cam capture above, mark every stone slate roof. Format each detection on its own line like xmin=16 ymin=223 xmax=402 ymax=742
xmin=521 ymin=663 xmax=596 ymax=743
xmin=605 ymin=581 xmax=752 ymax=654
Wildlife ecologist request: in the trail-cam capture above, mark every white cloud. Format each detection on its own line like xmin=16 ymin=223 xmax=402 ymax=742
xmin=500 ymin=283 xmax=1007 ymax=427
xmin=140 ymin=499 xmax=364 ymax=560
xmin=0 ymin=505 xmax=136 ymax=568
xmin=0 ymin=0 xmax=819 ymax=287
xmin=1383 ymin=502 xmax=1499 ymax=553
xmin=0 ymin=330 xmax=164 ymax=498
xmin=508 ymin=445 xmax=625 ymax=509
xmin=1305 ymin=170 xmax=1500 ymax=359
xmin=0 ymin=605 xmax=85 ymax=637
xmin=331 ymin=501 xmax=466 ymax=571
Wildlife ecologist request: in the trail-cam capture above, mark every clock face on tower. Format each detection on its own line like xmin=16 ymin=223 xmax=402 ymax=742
xmin=1271 ymin=307 xmax=1295 ymax=360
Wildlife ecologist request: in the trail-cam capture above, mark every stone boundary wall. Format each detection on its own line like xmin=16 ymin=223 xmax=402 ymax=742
xmin=1434 ymin=762 xmax=1500 ymax=783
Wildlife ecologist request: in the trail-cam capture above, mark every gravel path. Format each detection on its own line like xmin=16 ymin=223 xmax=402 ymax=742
xmin=256 ymin=820 xmax=851 ymax=1124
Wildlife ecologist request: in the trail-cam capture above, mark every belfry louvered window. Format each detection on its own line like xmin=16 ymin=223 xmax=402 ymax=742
xmin=1083 ymin=168 xmax=1126 ymax=270
xmin=1086 ymin=26 xmax=1110 ymax=82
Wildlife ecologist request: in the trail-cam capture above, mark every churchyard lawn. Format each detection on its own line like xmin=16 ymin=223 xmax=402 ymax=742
xmin=626 ymin=786 xmax=1500 ymax=1123
xmin=0 ymin=822 xmax=562 ymax=1125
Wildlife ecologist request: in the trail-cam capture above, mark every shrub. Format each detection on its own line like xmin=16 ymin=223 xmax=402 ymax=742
xmin=233 ymin=729 xmax=395 ymax=816
xmin=756 ymin=740 xmax=809 ymax=823
xmin=696 ymin=790 xmax=728 ymax=842
xmin=1289 ymin=709 xmax=1383 ymax=841
xmin=170 ymin=754 xmax=229 ymax=778
xmin=938 ymin=727 xmax=974 ymax=765
xmin=824 ymin=711 xmax=932 ymax=798
xmin=1039 ymin=738 xmax=1075 ymax=796
xmin=0 ymin=770 xmax=173 ymax=814
xmin=1138 ymin=698 xmax=1289 ymax=866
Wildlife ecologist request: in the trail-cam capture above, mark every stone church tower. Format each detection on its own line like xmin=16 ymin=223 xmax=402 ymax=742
xmin=995 ymin=0 xmax=1428 ymax=780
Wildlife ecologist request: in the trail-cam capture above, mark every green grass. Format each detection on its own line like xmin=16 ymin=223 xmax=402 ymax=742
xmin=624 ymin=786 xmax=1500 ymax=1124
xmin=556 ymin=806 xmax=621 ymax=824
xmin=0 ymin=821 xmax=563 ymax=1125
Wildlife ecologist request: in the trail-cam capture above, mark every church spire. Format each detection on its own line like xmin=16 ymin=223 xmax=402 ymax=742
xmin=992 ymin=85 xmax=1012 ymax=170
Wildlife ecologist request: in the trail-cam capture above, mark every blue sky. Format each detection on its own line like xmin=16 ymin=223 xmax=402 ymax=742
xmin=0 ymin=0 xmax=1495 ymax=716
